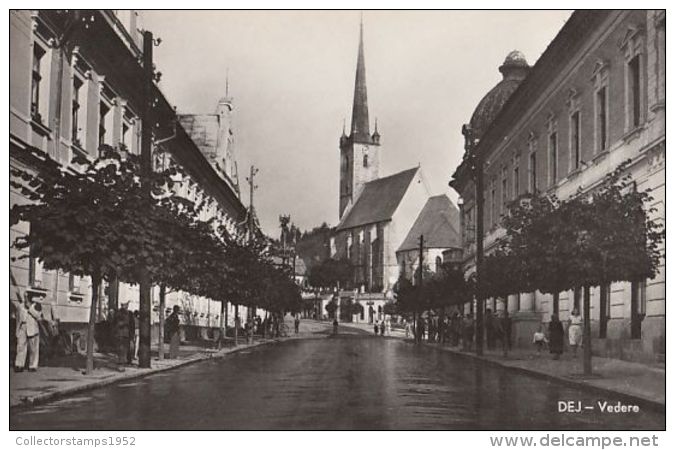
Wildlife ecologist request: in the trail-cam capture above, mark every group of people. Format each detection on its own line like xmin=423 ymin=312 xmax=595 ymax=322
xmin=373 ymin=318 xmax=391 ymax=336
xmin=536 ymin=307 xmax=583 ymax=360
xmin=113 ymin=301 xmax=140 ymax=371
xmin=404 ymin=309 xmax=512 ymax=353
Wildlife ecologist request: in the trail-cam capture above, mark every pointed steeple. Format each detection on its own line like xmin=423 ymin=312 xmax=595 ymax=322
xmin=350 ymin=16 xmax=370 ymax=143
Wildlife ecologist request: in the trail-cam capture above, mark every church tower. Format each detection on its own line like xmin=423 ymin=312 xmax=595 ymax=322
xmin=339 ymin=18 xmax=381 ymax=220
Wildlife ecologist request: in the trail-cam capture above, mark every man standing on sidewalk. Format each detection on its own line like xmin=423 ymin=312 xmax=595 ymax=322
xmin=115 ymin=302 xmax=131 ymax=371
xmin=13 ymin=293 xmax=43 ymax=372
xmin=294 ymin=315 xmax=300 ymax=334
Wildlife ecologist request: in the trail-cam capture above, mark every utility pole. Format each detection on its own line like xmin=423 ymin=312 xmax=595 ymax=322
xmin=416 ymin=234 xmax=424 ymax=343
xmin=138 ymin=30 xmax=154 ymax=368
xmin=246 ymin=165 xmax=259 ymax=239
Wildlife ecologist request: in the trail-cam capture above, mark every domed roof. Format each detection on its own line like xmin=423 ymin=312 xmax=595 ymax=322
xmin=469 ymin=51 xmax=530 ymax=140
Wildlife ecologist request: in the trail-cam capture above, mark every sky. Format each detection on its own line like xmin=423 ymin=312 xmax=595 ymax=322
xmin=143 ymin=10 xmax=573 ymax=237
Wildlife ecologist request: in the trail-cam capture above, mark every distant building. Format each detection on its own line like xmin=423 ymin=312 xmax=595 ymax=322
xmin=396 ymin=195 xmax=462 ymax=282
xmin=450 ymin=11 xmax=665 ymax=362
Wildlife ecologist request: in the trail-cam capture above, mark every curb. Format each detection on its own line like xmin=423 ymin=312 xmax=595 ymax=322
xmin=10 ymin=339 xmax=284 ymax=412
xmin=409 ymin=340 xmax=666 ymax=414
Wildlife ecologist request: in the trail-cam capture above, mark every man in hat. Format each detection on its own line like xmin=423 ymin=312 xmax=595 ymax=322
xmin=12 ymin=292 xmax=43 ymax=372
xmin=166 ymin=305 xmax=181 ymax=359
xmin=115 ymin=301 xmax=131 ymax=371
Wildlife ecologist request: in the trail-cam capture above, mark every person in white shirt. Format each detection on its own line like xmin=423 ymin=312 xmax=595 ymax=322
xmin=13 ymin=293 xmax=43 ymax=372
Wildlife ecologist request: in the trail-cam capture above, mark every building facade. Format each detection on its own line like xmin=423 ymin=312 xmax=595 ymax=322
xmin=450 ymin=10 xmax=665 ymax=362
xmin=10 ymin=10 xmax=248 ymax=350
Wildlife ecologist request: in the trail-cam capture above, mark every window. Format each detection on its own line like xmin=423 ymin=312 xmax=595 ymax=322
xmin=548 ymin=132 xmax=558 ymax=184
xmin=27 ymin=243 xmax=43 ymax=287
xmin=363 ymin=153 xmax=368 ymax=168
xmin=570 ymin=111 xmax=581 ymax=171
xmin=501 ymin=166 xmax=508 ymax=210
xmin=99 ymin=102 xmax=110 ymax=147
xmin=71 ymin=77 xmax=83 ymax=144
xmin=595 ymin=86 xmax=608 ymax=152
xmin=68 ymin=274 xmax=82 ymax=293
xmin=513 ymin=154 xmax=520 ymax=197
xmin=122 ymin=123 xmax=129 ymax=149
xmin=628 ymin=55 xmax=642 ymax=128
xmin=599 ymin=283 xmax=610 ymax=338
xmin=528 ymin=151 xmax=537 ymax=193
xmin=31 ymin=45 xmax=46 ymax=122
xmin=435 ymin=256 xmax=442 ymax=270
xmin=630 ymin=279 xmax=647 ymax=339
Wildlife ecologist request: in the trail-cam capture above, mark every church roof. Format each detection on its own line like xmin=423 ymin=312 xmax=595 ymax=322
xmin=397 ymin=194 xmax=461 ymax=252
xmin=337 ymin=167 xmax=419 ymax=231
xmin=178 ymin=114 xmax=220 ymax=160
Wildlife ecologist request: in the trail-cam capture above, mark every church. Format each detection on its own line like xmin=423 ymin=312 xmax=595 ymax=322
xmin=329 ymin=20 xmax=461 ymax=324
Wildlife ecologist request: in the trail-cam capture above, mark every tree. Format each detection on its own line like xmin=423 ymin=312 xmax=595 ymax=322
xmin=307 ymin=258 xmax=352 ymax=290
xmin=500 ymin=162 xmax=664 ymax=374
xmin=10 ymin=145 xmax=187 ymax=373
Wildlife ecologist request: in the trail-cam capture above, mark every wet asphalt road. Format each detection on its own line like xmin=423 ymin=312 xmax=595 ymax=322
xmin=11 ymin=329 xmax=664 ymax=430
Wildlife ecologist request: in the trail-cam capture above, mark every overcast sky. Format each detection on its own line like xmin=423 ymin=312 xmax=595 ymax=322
xmin=143 ymin=10 xmax=572 ymax=237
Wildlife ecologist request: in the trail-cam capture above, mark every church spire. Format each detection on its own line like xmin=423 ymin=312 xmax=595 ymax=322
xmin=350 ymin=16 xmax=370 ymax=143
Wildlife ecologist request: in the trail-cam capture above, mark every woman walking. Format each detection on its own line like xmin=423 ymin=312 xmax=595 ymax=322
xmin=568 ymin=308 xmax=583 ymax=358
xmin=166 ymin=306 xmax=181 ymax=359
xmin=548 ymin=314 xmax=564 ymax=360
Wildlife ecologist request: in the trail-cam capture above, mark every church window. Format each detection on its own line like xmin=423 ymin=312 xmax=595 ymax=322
xmin=363 ymin=154 xmax=368 ymax=168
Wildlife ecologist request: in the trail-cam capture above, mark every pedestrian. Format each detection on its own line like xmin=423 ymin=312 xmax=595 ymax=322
xmin=127 ymin=307 xmax=135 ymax=364
xmin=438 ymin=315 xmax=447 ymax=344
xmin=166 ymin=305 xmax=181 ymax=359
xmin=333 ymin=318 xmax=339 ymax=335
xmin=500 ymin=310 xmax=512 ymax=355
xmin=450 ymin=312 xmax=460 ymax=346
xmin=485 ymin=309 xmax=496 ymax=350
xmin=462 ymin=313 xmax=474 ymax=352
xmin=415 ymin=317 xmax=425 ymax=343
xmin=115 ymin=302 xmax=131 ymax=371
xmin=256 ymin=316 xmax=262 ymax=335
xmin=294 ymin=315 xmax=300 ymax=334
xmin=568 ymin=308 xmax=582 ymax=358
xmin=548 ymin=313 xmax=564 ymax=360
xmin=533 ymin=325 xmax=548 ymax=353
xmin=12 ymin=293 xmax=43 ymax=372
xmin=133 ymin=310 xmax=140 ymax=360
xmin=374 ymin=320 xmax=379 ymax=335
xmin=385 ymin=318 xmax=391 ymax=336
xmin=404 ymin=319 xmax=411 ymax=338
xmin=380 ymin=319 xmax=385 ymax=336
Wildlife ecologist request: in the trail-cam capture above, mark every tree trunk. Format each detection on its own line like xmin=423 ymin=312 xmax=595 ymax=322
xmin=553 ymin=292 xmax=560 ymax=316
xmin=218 ymin=300 xmax=227 ymax=350
xmin=158 ymin=284 xmax=166 ymax=360
xmin=85 ymin=271 xmax=101 ymax=375
xmin=108 ymin=274 xmax=119 ymax=312
xmin=583 ymin=284 xmax=592 ymax=375
xmin=234 ymin=304 xmax=239 ymax=346
xmin=138 ymin=270 xmax=152 ymax=368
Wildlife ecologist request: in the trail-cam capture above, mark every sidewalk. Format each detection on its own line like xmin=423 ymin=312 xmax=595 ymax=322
xmin=340 ymin=323 xmax=665 ymax=411
xmin=10 ymin=319 xmax=331 ymax=409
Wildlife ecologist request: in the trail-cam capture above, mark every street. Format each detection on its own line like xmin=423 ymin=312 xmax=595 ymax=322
xmin=10 ymin=328 xmax=664 ymax=430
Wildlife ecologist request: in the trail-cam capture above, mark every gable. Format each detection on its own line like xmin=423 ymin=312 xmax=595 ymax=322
xmin=397 ymin=195 xmax=461 ymax=252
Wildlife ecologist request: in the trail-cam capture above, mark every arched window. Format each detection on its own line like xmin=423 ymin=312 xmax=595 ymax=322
xmin=363 ymin=154 xmax=368 ymax=168
xmin=436 ymin=256 xmax=442 ymax=269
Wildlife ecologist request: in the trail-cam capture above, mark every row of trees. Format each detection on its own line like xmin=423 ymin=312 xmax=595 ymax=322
xmin=10 ymin=145 xmax=302 ymax=374
xmin=481 ymin=161 xmax=664 ymax=373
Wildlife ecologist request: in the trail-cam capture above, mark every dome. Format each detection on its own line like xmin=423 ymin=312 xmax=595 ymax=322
xmin=469 ymin=51 xmax=530 ymax=140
